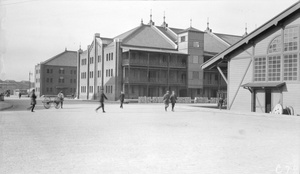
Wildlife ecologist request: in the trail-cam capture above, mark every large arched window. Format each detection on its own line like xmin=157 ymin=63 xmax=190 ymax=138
xmin=268 ymin=35 xmax=281 ymax=53
xmin=254 ymin=26 xmax=300 ymax=82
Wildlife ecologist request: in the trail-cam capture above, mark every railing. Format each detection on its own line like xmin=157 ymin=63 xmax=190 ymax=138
xmin=123 ymin=77 xmax=186 ymax=85
xmin=122 ymin=59 xmax=186 ymax=68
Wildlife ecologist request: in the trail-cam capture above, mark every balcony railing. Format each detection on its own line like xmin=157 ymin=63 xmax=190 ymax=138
xmin=122 ymin=59 xmax=186 ymax=68
xmin=123 ymin=77 xmax=186 ymax=85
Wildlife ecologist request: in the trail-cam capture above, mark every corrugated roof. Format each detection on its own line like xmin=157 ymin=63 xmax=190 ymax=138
xmin=214 ymin=33 xmax=242 ymax=45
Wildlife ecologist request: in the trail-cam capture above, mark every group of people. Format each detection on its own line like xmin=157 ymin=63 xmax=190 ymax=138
xmin=27 ymin=90 xmax=64 ymax=112
xmin=27 ymin=89 xmax=180 ymax=113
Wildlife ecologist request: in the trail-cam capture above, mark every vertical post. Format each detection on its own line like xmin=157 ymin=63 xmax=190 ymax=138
xmin=128 ymin=50 xmax=131 ymax=99
xmin=167 ymin=54 xmax=170 ymax=90
xmin=147 ymin=52 xmax=149 ymax=96
xmin=251 ymin=89 xmax=256 ymax=112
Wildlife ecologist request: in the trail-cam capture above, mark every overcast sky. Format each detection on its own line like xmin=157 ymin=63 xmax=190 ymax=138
xmin=0 ymin=0 xmax=298 ymax=81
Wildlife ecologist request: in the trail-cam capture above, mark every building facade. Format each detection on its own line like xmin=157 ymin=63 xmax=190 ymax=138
xmin=202 ymin=1 xmax=300 ymax=115
xmin=35 ymin=49 xmax=77 ymax=97
xmin=77 ymin=17 xmax=241 ymax=100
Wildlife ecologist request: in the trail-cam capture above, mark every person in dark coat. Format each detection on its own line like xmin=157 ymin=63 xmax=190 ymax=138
xmin=170 ymin=91 xmax=178 ymax=112
xmin=95 ymin=91 xmax=108 ymax=113
xmin=27 ymin=89 xmax=37 ymax=112
xmin=19 ymin=92 xmax=21 ymax=99
xmin=218 ymin=97 xmax=224 ymax=110
xmin=57 ymin=91 xmax=64 ymax=109
xmin=163 ymin=91 xmax=170 ymax=111
xmin=119 ymin=91 xmax=125 ymax=108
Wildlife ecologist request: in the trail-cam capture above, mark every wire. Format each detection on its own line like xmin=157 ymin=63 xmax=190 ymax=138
xmin=0 ymin=0 xmax=40 ymax=6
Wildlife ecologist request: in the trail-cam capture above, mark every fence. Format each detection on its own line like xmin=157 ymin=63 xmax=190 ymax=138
xmin=138 ymin=96 xmax=224 ymax=104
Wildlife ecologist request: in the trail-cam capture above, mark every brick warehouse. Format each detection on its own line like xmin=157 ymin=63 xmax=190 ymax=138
xmin=77 ymin=16 xmax=242 ymax=101
xmin=202 ymin=1 xmax=300 ymax=115
xmin=35 ymin=49 xmax=77 ymax=97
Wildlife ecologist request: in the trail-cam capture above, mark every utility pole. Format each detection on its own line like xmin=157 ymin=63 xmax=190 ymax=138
xmin=29 ymin=71 xmax=32 ymax=92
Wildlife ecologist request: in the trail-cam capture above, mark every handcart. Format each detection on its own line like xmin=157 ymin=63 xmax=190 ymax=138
xmin=42 ymin=96 xmax=61 ymax=109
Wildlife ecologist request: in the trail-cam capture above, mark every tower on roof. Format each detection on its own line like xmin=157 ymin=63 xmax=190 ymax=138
xmin=206 ymin=17 xmax=212 ymax=32
xmin=148 ymin=9 xmax=155 ymax=25
xmin=243 ymin=23 xmax=248 ymax=37
xmin=161 ymin=11 xmax=168 ymax=28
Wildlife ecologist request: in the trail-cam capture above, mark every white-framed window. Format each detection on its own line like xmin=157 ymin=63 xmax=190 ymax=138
xmin=193 ymin=42 xmax=200 ymax=47
xmin=254 ymin=56 xmax=266 ymax=82
xmin=283 ymin=53 xmax=298 ymax=81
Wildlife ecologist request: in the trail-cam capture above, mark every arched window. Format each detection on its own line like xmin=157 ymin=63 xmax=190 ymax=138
xmin=268 ymin=35 xmax=281 ymax=53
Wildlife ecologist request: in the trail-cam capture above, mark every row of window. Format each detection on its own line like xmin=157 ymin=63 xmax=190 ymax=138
xmin=80 ymin=85 xmax=113 ymax=94
xmin=254 ymin=26 xmax=300 ymax=82
xmin=106 ymin=53 xmax=113 ymax=61
xmin=45 ymin=68 xmax=76 ymax=74
xmin=254 ymin=53 xmax=299 ymax=81
xmin=106 ymin=69 xmax=114 ymax=77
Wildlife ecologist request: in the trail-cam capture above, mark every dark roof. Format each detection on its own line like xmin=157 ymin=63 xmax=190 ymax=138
xmin=202 ymin=1 xmax=300 ymax=70
xmin=42 ymin=50 xmax=77 ymax=67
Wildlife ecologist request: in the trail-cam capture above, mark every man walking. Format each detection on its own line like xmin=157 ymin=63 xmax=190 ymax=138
xmin=57 ymin=91 xmax=64 ymax=109
xmin=170 ymin=91 xmax=177 ymax=112
xmin=119 ymin=91 xmax=125 ymax=108
xmin=163 ymin=91 xmax=170 ymax=111
xmin=96 ymin=91 xmax=108 ymax=113
xmin=27 ymin=89 xmax=37 ymax=112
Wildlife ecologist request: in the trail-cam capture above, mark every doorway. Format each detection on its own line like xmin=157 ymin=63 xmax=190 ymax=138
xmin=265 ymin=90 xmax=271 ymax=113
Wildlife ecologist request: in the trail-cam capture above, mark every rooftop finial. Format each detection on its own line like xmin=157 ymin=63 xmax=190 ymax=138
xmin=207 ymin=17 xmax=209 ymax=30
xmin=163 ymin=11 xmax=165 ymax=23
xmin=243 ymin=23 xmax=248 ymax=37
xmin=190 ymin=19 xmax=192 ymax=27
xmin=141 ymin=18 xmax=143 ymax=25
xmin=148 ymin=9 xmax=154 ymax=25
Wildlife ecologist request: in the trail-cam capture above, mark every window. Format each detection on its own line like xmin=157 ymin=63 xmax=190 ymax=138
xmin=111 ymin=69 xmax=113 ymax=76
xmin=254 ymin=57 xmax=266 ymax=82
xmin=268 ymin=55 xmax=281 ymax=81
xmin=192 ymin=71 xmax=199 ymax=79
xmin=98 ymin=55 xmax=101 ymax=62
xmin=47 ymin=69 xmax=49 ymax=73
xmin=50 ymin=69 xmax=53 ymax=73
xmin=284 ymin=27 xmax=298 ymax=52
xmin=283 ymin=54 xmax=298 ymax=81
xmin=193 ymin=56 xmax=199 ymax=64
xmin=111 ymin=53 xmax=113 ymax=60
xmin=268 ymin=36 xmax=281 ymax=53
xmin=180 ymin=36 xmax=186 ymax=42
xmin=193 ymin=42 xmax=200 ymax=47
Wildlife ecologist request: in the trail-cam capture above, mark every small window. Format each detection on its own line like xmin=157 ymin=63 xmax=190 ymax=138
xmin=180 ymin=36 xmax=186 ymax=42
xmin=193 ymin=42 xmax=200 ymax=47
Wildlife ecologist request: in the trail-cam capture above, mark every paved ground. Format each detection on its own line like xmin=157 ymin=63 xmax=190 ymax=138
xmin=1 ymin=98 xmax=300 ymax=174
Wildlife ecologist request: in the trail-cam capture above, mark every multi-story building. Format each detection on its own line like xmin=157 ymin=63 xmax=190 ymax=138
xmin=35 ymin=49 xmax=77 ymax=97
xmin=77 ymin=17 xmax=242 ymax=100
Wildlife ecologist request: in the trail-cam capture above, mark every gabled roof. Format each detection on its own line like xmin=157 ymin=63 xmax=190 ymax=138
xmin=202 ymin=1 xmax=300 ymax=70
xmin=120 ymin=24 xmax=177 ymax=50
xmin=42 ymin=50 xmax=77 ymax=67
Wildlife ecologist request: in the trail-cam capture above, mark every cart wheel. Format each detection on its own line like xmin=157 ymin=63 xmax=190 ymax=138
xmin=55 ymin=101 xmax=60 ymax=109
xmin=272 ymin=104 xmax=283 ymax=114
xmin=43 ymin=97 xmax=51 ymax=109
xmin=287 ymin=106 xmax=294 ymax=115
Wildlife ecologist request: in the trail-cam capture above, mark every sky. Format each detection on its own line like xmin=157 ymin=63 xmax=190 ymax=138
xmin=0 ymin=0 xmax=298 ymax=82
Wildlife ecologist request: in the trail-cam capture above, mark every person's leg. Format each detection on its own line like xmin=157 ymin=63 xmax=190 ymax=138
xmin=95 ymin=104 xmax=102 ymax=112
xmin=61 ymin=101 xmax=63 ymax=108
xmin=172 ymin=103 xmax=175 ymax=111
xmin=31 ymin=104 xmax=35 ymax=112
xmin=102 ymin=102 xmax=105 ymax=112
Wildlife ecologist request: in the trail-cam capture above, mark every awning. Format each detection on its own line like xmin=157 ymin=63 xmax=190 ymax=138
xmin=242 ymin=82 xmax=286 ymax=89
